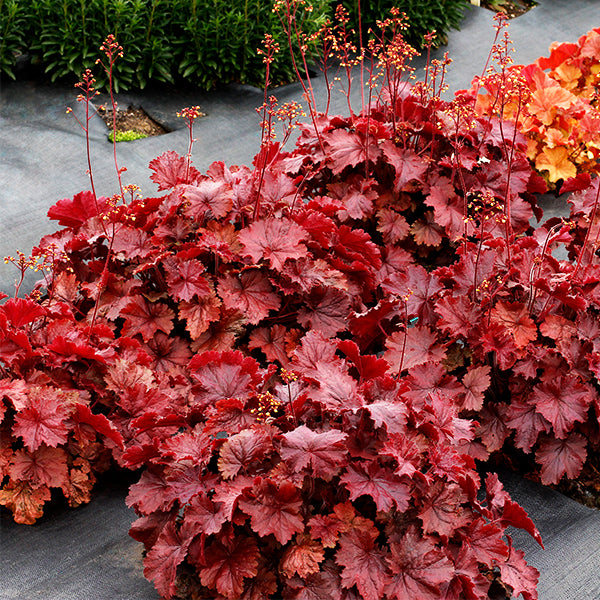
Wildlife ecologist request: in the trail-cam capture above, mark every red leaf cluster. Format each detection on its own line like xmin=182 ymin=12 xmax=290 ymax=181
xmin=15 ymin=15 xmax=600 ymax=600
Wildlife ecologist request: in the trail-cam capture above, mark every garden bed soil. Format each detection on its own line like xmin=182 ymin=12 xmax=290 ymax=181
xmin=480 ymin=0 xmax=537 ymax=19
xmin=95 ymin=104 xmax=172 ymax=137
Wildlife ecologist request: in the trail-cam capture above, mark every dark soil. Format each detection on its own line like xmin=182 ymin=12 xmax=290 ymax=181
xmin=480 ymin=0 xmax=538 ymax=19
xmin=95 ymin=104 xmax=171 ymax=137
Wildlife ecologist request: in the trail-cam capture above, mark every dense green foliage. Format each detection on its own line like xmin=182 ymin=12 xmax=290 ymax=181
xmin=0 ymin=0 xmax=330 ymax=90
xmin=341 ymin=0 xmax=471 ymax=47
xmin=0 ymin=0 xmax=470 ymax=89
xmin=0 ymin=0 xmax=27 ymax=79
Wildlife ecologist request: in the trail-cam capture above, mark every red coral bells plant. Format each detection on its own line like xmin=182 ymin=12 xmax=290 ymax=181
xmin=0 ymin=277 xmax=124 ymax=523
xmin=10 ymin=8 xmax=600 ymax=600
xmin=126 ymin=338 xmax=541 ymax=600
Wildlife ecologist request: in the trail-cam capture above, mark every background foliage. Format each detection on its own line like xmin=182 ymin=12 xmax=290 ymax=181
xmin=341 ymin=0 xmax=471 ymax=47
xmin=0 ymin=0 xmax=471 ymax=90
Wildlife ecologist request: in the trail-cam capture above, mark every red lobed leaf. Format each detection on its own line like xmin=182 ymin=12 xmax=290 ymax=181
xmin=385 ymin=527 xmax=454 ymax=600
xmin=238 ymin=479 xmax=304 ymax=544
xmin=336 ymin=339 xmax=390 ymax=382
xmin=9 ymin=445 xmax=69 ymax=490
xmin=218 ymin=269 xmax=281 ymax=325
xmin=476 ymin=403 xmax=511 ymax=453
xmin=418 ymin=481 xmax=471 ymax=539
xmin=47 ymin=190 xmax=109 ymax=227
xmin=280 ymin=533 xmax=326 ymax=579
xmin=182 ymin=180 xmax=233 ymax=220
xmin=189 ymin=350 xmax=262 ymax=408
xmin=1 ymin=297 xmax=47 ymax=328
xmin=309 ymin=514 xmax=343 ymax=549
xmin=309 ymin=361 xmax=364 ymax=412
xmin=404 ymin=362 xmax=462 ymax=406
xmin=380 ymin=431 xmax=424 ymax=478
xmin=531 ymin=376 xmax=593 ymax=439
xmin=340 ymin=461 xmax=411 ymax=513
xmin=159 ymin=430 xmax=213 ymax=466
xmin=126 ymin=468 xmax=173 ymax=514
xmin=297 ymin=287 xmax=352 ymax=337
xmin=377 ymin=208 xmax=410 ymax=244
xmin=142 ymin=332 xmax=192 ymax=373
xmin=239 ymin=217 xmax=308 ymax=271
xmin=384 ymin=326 xmax=446 ymax=373
xmin=204 ymin=398 xmax=258 ymax=436
xmin=336 ymin=523 xmax=389 ymax=600
xmin=12 ymin=387 xmax=75 ymax=451
xmin=284 ymin=560 xmax=343 ymax=600
xmin=410 ymin=214 xmax=443 ymax=246
xmin=149 ymin=151 xmax=199 ymax=190
xmin=460 ymin=365 xmax=491 ymax=412
xmin=190 ymin=306 xmax=246 ymax=354
xmin=535 ymin=433 xmax=587 ymax=484
xmin=199 ymin=534 xmax=259 ymax=600
xmin=121 ymin=296 xmax=175 ymax=343
xmin=281 ymin=425 xmax=348 ymax=480
xmin=111 ymin=226 xmax=154 ymax=260
xmin=435 ymin=294 xmax=482 ymax=339
xmin=381 ymin=264 xmax=443 ymax=325
xmin=324 ymin=127 xmax=382 ymax=175
xmin=0 ymin=479 xmax=51 ymax=524
xmin=484 ymin=473 xmax=543 ymax=548
xmin=333 ymin=225 xmax=382 ymax=272
xmin=499 ymin=544 xmax=539 ymax=600
xmin=164 ymin=465 xmax=218 ymax=506
xmin=248 ymin=324 xmax=290 ymax=365
xmin=381 ymin=142 xmax=428 ymax=192
xmin=179 ymin=292 xmax=222 ymax=340
xmin=459 ymin=519 xmax=509 ymax=567
xmin=183 ymin=493 xmax=228 ymax=537
xmin=164 ymin=257 xmax=211 ymax=302
xmin=218 ymin=427 xmax=273 ymax=479
xmin=143 ymin=521 xmax=191 ymax=599
xmin=490 ymin=301 xmax=537 ymax=349
xmin=212 ymin=475 xmax=255 ymax=521
xmin=72 ymin=403 xmax=124 ymax=449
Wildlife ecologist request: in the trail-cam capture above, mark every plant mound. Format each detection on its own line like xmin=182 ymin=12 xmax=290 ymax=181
xmin=4 ymin=10 xmax=600 ymax=600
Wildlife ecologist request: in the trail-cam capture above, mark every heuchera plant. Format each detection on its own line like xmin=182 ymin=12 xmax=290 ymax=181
xmin=469 ymin=26 xmax=600 ymax=189
xmin=126 ymin=340 xmax=541 ymax=600
xmin=8 ymin=5 xmax=600 ymax=600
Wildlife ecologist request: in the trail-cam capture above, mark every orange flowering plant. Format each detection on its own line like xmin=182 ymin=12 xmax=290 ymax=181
xmin=469 ymin=25 xmax=600 ymax=189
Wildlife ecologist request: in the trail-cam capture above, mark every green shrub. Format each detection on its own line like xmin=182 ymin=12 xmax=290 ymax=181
xmin=26 ymin=0 xmax=176 ymax=91
xmin=0 ymin=0 xmax=330 ymax=90
xmin=341 ymin=0 xmax=471 ymax=47
xmin=0 ymin=0 xmax=469 ymax=88
xmin=174 ymin=0 xmax=329 ymax=89
xmin=0 ymin=0 xmax=27 ymax=79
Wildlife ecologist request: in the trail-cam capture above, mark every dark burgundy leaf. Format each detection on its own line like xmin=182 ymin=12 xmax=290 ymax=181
xmin=143 ymin=521 xmax=191 ymax=599
xmin=238 ymin=479 xmax=304 ymax=544
xmin=281 ymin=425 xmax=348 ymax=480
xmin=535 ymin=433 xmax=587 ymax=484
xmin=385 ymin=527 xmax=454 ymax=600
xmin=336 ymin=524 xmax=389 ymax=600
xmin=340 ymin=461 xmax=410 ymax=512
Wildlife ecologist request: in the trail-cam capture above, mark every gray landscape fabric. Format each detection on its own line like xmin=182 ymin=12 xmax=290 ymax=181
xmin=1 ymin=1 xmax=600 ymax=598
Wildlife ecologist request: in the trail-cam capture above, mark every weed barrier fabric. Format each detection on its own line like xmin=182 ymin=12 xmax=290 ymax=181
xmin=0 ymin=473 xmax=159 ymax=600
xmin=0 ymin=474 xmax=160 ymax=600
xmin=500 ymin=470 xmax=600 ymax=600
xmin=2 ymin=0 xmax=600 ymax=598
